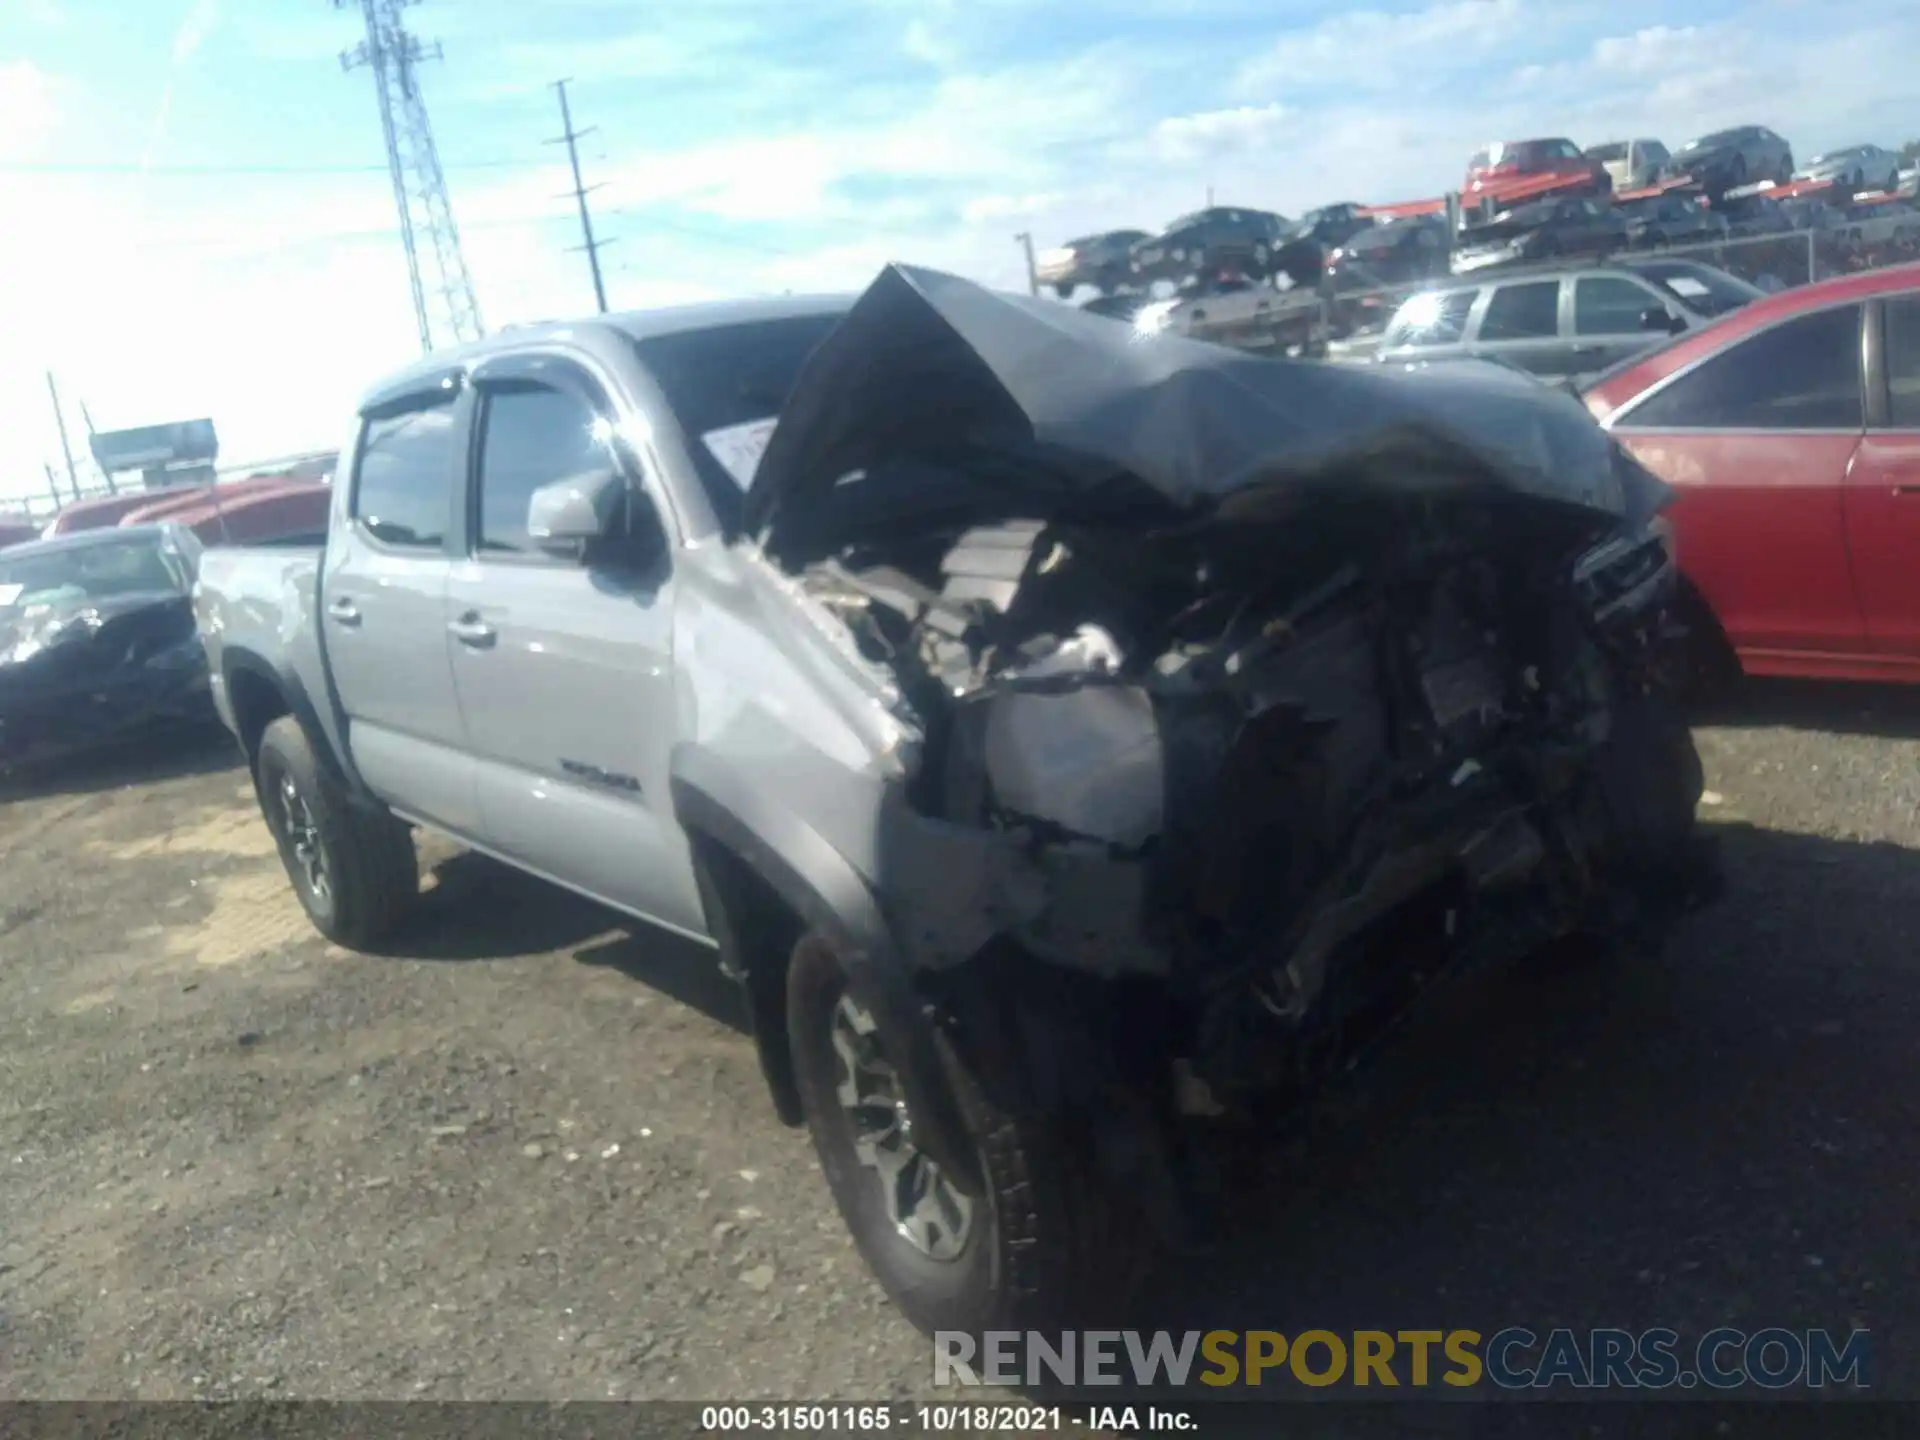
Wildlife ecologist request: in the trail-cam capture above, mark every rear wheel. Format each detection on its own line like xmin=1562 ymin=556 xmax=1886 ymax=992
xmin=787 ymin=933 xmax=1142 ymax=1334
xmin=255 ymin=716 xmax=417 ymax=947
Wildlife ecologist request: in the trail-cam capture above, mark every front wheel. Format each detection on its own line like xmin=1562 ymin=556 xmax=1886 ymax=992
xmin=787 ymin=933 xmax=1142 ymax=1334
xmin=255 ymin=716 xmax=417 ymax=947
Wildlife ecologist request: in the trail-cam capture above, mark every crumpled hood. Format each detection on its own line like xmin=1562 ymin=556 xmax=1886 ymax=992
xmin=746 ymin=264 xmax=1671 ymax=544
xmin=0 ymin=590 xmax=190 ymax=672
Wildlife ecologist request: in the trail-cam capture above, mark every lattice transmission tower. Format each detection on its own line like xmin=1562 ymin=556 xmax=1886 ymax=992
xmin=334 ymin=0 xmax=484 ymax=353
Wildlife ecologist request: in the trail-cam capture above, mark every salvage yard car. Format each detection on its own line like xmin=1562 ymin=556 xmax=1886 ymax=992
xmin=1795 ymin=144 xmax=1903 ymax=196
xmin=1381 ymin=261 xmax=1761 ymax=380
xmin=1129 ymin=207 xmax=1321 ymax=288
xmin=0 ymin=522 xmax=209 ymax=768
xmin=1129 ymin=274 xmax=1325 ymax=354
xmin=195 ymin=265 xmax=1714 ymax=1335
xmin=1587 ymin=138 xmax=1670 ymax=192
xmin=1463 ymin=137 xmax=1611 ymax=208
xmin=1451 ymin=196 xmax=1630 ymax=275
xmin=1666 ymin=126 xmax=1794 ymax=195
xmin=1583 ymin=261 xmax=1920 ymax=685
xmin=1033 ymin=229 xmax=1150 ymax=298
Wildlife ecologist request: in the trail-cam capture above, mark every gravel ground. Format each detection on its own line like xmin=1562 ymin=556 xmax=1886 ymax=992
xmin=2 ymin=685 xmax=1919 ymax=1423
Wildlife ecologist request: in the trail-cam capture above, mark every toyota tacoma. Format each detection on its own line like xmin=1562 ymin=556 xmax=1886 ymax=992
xmin=194 ymin=264 xmax=1715 ymax=1336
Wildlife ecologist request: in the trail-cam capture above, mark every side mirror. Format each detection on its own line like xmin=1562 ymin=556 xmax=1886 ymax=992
xmin=527 ymin=466 xmax=623 ymax=559
xmin=1640 ymin=306 xmax=1683 ymax=334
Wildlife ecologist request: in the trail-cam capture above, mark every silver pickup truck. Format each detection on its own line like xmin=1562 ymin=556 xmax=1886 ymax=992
xmin=195 ymin=264 xmax=1715 ymax=1337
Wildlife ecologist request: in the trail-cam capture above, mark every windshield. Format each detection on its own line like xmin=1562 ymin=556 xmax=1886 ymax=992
xmin=1587 ymin=142 xmax=1628 ymax=162
xmin=1635 ymin=262 xmax=1763 ymax=317
xmin=0 ymin=533 xmax=192 ymax=612
xmin=631 ymin=314 xmax=845 ymax=537
xmin=1686 ymin=130 xmax=1741 ymax=151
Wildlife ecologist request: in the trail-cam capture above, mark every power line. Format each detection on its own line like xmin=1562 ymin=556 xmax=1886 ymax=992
xmin=0 ymin=157 xmax=546 ymax=176
xmin=546 ymin=78 xmax=614 ymax=314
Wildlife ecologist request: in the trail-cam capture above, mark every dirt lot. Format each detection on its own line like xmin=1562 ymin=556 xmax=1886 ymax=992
xmin=3 ymin=686 xmax=1920 ymax=1412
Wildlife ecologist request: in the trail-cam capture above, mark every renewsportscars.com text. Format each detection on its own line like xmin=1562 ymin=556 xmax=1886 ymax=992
xmin=934 ymin=1328 xmax=1872 ymax=1391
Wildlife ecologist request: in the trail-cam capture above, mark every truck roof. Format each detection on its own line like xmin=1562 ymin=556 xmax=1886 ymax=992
xmin=360 ymin=294 xmax=855 ymax=413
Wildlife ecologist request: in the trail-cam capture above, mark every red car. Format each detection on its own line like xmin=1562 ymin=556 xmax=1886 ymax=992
xmin=1584 ymin=261 xmax=1920 ymax=683
xmin=1463 ymin=137 xmax=1611 ymax=210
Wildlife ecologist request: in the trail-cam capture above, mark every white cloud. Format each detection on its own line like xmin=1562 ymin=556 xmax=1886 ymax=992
xmin=0 ymin=61 xmax=60 ymax=162
xmin=1149 ymin=104 xmax=1290 ymax=164
xmin=1235 ymin=0 xmax=1530 ymax=97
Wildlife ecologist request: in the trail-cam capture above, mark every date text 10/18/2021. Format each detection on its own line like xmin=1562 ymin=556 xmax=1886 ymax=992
xmin=700 ymin=1405 xmax=1195 ymax=1432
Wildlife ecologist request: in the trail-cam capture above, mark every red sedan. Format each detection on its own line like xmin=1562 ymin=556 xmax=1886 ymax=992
xmin=1584 ymin=262 xmax=1920 ymax=683
xmin=1462 ymin=137 xmax=1610 ymax=209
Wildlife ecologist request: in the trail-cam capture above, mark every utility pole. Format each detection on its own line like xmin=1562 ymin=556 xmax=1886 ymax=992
xmin=77 ymin=399 xmax=114 ymax=492
xmin=1206 ymin=184 xmax=1214 ymax=206
xmin=335 ymin=0 xmax=484 ymax=353
xmin=44 ymin=463 xmax=62 ymax=511
xmin=547 ymin=79 xmax=613 ymax=314
xmin=46 ymin=372 xmax=81 ymax=502
xmin=1014 ymin=231 xmax=1038 ymax=296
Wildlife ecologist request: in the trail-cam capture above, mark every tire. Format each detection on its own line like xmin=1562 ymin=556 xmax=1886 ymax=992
xmin=254 ymin=716 xmax=417 ymax=947
xmin=1052 ymin=282 xmax=1074 ymax=300
xmin=1731 ymin=156 xmax=1748 ymax=186
xmin=1849 ymin=170 xmax=1863 ymax=193
xmin=787 ymin=932 xmax=1139 ymax=1335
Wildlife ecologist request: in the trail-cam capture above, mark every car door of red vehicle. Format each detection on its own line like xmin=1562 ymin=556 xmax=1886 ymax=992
xmin=1844 ymin=290 xmax=1920 ymax=664
xmin=1607 ymin=301 xmax=1869 ymax=668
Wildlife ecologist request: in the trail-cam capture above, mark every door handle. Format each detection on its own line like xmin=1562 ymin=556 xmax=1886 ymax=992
xmin=326 ymin=597 xmax=361 ymax=627
xmin=447 ymin=613 xmax=497 ymax=648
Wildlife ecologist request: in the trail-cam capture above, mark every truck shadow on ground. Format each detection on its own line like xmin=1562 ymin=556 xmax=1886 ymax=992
xmin=394 ymin=849 xmax=749 ymax=1032
xmin=367 ymin=817 xmax=1912 ymax=1426
xmin=1693 ymin=675 xmax=1920 ymax=740
xmin=0 ymin=722 xmax=239 ymax=804
xmin=1132 ymin=819 xmax=1916 ymax=1425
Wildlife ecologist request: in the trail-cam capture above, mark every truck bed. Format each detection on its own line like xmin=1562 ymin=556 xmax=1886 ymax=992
xmin=194 ymin=542 xmax=328 ymax=749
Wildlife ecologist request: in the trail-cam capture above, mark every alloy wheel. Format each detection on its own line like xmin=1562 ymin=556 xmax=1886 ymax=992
xmin=830 ymin=994 xmax=973 ymax=1261
xmin=276 ymin=772 xmax=330 ymax=903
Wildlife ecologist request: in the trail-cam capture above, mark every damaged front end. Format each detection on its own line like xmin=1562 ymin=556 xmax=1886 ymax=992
xmin=749 ymin=265 xmax=1717 ymax=1113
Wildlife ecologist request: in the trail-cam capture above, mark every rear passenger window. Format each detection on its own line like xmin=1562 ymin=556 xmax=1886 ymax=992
xmin=1478 ymin=281 xmax=1559 ymax=340
xmin=474 ymin=383 xmax=617 ymax=555
xmin=1576 ymin=277 xmax=1658 ymax=335
xmin=1384 ymin=289 xmax=1477 ymax=348
xmin=352 ymin=397 xmax=458 ymax=549
xmin=1626 ymin=304 xmax=1863 ymax=430
xmin=1883 ymin=295 xmax=1920 ymax=427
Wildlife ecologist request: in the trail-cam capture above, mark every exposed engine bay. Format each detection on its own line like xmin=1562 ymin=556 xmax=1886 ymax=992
xmin=785 ymin=466 xmax=1705 ymax=1097
xmin=747 ymin=264 xmax=1714 ymax=1103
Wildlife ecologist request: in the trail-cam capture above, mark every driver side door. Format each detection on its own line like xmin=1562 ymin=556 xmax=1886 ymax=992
xmin=443 ymin=352 xmax=708 ymax=938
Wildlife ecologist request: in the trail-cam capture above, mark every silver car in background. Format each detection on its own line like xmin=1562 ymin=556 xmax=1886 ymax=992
xmin=1795 ymin=144 xmax=1903 ymax=194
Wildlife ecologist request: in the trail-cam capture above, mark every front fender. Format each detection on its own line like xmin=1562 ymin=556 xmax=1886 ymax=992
xmin=670 ymin=745 xmax=984 ymax=1195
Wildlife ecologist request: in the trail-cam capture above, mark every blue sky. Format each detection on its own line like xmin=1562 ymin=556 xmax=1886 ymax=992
xmin=2 ymin=0 xmax=1917 ymax=503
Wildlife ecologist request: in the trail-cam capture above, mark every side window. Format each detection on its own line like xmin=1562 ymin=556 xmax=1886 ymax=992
xmin=474 ymin=382 xmax=617 ymax=555
xmin=1478 ymin=281 xmax=1560 ymax=341
xmin=1626 ymin=304 xmax=1864 ymax=430
xmin=1385 ymin=289 xmax=1477 ymax=348
xmin=1883 ymin=295 xmax=1920 ymax=428
xmin=1575 ymin=277 xmax=1660 ymax=335
xmin=352 ymin=396 xmax=459 ymax=549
